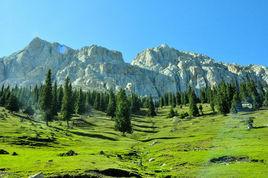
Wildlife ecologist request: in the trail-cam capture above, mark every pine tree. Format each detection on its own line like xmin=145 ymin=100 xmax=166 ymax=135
xmin=6 ymin=94 xmax=19 ymax=112
xmin=130 ymin=93 xmax=141 ymax=114
xmin=148 ymin=96 xmax=157 ymax=117
xmin=76 ymin=88 xmax=85 ymax=114
xmin=61 ymin=77 xmax=72 ymax=128
xmin=216 ymin=82 xmax=230 ymax=115
xmin=107 ymin=90 xmax=116 ymax=118
xmin=264 ymin=90 xmax=268 ymax=106
xmin=230 ymin=92 xmax=241 ymax=113
xmin=115 ymin=89 xmax=132 ymax=134
xmin=188 ymin=88 xmax=199 ymax=117
xmin=41 ymin=69 xmax=53 ymax=126
xmin=176 ymin=92 xmax=181 ymax=106
xmin=57 ymin=85 xmax=63 ymax=112
xmin=51 ymin=81 xmax=58 ymax=116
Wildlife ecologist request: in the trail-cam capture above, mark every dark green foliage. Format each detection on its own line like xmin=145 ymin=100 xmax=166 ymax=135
xmin=176 ymin=92 xmax=181 ymax=106
xmin=115 ymin=89 xmax=132 ymax=134
xmin=216 ymin=82 xmax=230 ymax=115
xmin=23 ymin=106 xmax=34 ymax=116
xmin=41 ymin=69 xmax=53 ymax=125
xmin=107 ymin=90 xmax=116 ymax=118
xmin=168 ymin=107 xmax=178 ymax=118
xmin=198 ymin=104 xmax=203 ymax=115
xmin=57 ymin=85 xmax=64 ymax=112
xmin=61 ymin=77 xmax=73 ymax=128
xmin=6 ymin=94 xmax=19 ymax=112
xmin=51 ymin=81 xmax=58 ymax=116
xmin=180 ymin=112 xmax=189 ymax=119
xmin=231 ymin=92 xmax=241 ymax=114
xmin=188 ymin=88 xmax=199 ymax=117
xmin=264 ymin=90 xmax=268 ymax=106
xmin=147 ymin=96 xmax=157 ymax=117
xmin=75 ymin=88 xmax=86 ymax=115
xmin=129 ymin=93 xmax=141 ymax=114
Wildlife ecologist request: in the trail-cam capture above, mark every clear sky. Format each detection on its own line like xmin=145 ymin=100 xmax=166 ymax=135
xmin=0 ymin=0 xmax=267 ymax=66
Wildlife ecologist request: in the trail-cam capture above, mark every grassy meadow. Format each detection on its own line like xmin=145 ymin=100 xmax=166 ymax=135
xmin=0 ymin=105 xmax=267 ymax=177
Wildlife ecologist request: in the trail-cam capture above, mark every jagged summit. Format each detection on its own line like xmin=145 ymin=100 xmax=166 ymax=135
xmin=0 ymin=38 xmax=267 ymax=97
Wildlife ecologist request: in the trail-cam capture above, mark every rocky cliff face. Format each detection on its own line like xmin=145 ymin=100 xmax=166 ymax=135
xmin=0 ymin=38 xmax=267 ymax=97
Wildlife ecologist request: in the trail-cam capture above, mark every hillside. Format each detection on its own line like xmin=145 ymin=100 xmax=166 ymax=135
xmin=0 ymin=105 xmax=267 ymax=177
xmin=0 ymin=38 xmax=268 ymax=97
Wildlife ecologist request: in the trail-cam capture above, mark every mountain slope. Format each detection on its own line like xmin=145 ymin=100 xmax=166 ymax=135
xmin=0 ymin=38 xmax=267 ymax=97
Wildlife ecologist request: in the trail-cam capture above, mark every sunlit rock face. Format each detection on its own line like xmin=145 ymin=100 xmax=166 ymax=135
xmin=0 ymin=38 xmax=267 ymax=98
xmin=132 ymin=44 xmax=268 ymax=93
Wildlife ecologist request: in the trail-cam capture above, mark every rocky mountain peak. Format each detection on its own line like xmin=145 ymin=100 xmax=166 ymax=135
xmin=0 ymin=38 xmax=267 ymax=98
xmin=76 ymin=44 xmax=124 ymax=63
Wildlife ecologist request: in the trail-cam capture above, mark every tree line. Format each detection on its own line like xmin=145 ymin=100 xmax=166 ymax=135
xmin=0 ymin=69 xmax=158 ymax=134
xmin=161 ymin=80 xmax=268 ymax=117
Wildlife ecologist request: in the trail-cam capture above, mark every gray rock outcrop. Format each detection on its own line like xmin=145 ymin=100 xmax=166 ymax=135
xmin=0 ymin=38 xmax=267 ymax=98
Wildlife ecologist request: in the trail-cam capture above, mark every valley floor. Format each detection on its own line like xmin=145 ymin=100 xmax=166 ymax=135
xmin=0 ymin=105 xmax=267 ymax=177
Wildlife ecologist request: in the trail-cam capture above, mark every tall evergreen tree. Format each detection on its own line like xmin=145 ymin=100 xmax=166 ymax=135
xmin=130 ymin=93 xmax=141 ymax=114
xmin=188 ymin=88 xmax=199 ymax=117
xmin=41 ymin=69 xmax=53 ymax=126
xmin=263 ymin=90 xmax=268 ymax=106
xmin=51 ymin=81 xmax=58 ymax=116
xmin=6 ymin=94 xmax=19 ymax=112
xmin=57 ymin=85 xmax=64 ymax=112
xmin=107 ymin=90 xmax=116 ymax=118
xmin=216 ymin=82 xmax=230 ymax=115
xmin=76 ymin=88 xmax=85 ymax=114
xmin=61 ymin=77 xmax=72 ymax=128
xmin=148 ymin=96 xmax=157 ymax=117
xmin=115 ymin=89 xmax=132 ymax=134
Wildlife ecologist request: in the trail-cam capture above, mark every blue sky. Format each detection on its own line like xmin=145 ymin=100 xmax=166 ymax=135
xmin=0 ymin=0 xmax=267 ymax=66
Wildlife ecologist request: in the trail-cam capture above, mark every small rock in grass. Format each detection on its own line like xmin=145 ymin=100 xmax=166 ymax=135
xmin=0 ymin=149 xmax=9 ymax=154
xmin=58 ymin=150 xmax=78 ymax=156
xmin=28 ymin=172 xmax=44 ymax=178
xmin=149 ymin=158 xmax=155 ymax=162
xmin=12 ymin=152 xmax=18 ymax=156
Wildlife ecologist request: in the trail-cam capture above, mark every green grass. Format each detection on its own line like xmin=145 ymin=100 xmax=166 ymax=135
xmin=0 ymin=105 xmax=267 ymax=177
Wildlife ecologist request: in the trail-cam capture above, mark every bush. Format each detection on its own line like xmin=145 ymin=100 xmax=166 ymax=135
xmin=180 ymin=112 xmax=189 ymax=119
xmin=168 ymin=107 xmax=178 ymax=118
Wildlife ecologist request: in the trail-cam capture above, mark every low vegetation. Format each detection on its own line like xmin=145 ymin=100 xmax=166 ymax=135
xmin=0 ymin=69 xmax=267 ymax=177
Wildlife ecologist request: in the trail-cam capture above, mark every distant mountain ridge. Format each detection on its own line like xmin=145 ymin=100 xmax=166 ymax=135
xmin=0 ymin=37 xmax=267 ymax=97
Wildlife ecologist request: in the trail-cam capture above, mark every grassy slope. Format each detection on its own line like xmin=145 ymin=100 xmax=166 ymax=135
xmin=0 ymin=105 xmax=267 ymax=177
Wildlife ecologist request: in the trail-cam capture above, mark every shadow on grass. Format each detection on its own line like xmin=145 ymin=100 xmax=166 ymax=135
xmin=132 ymin=118 xmax=152 ymax=124
xmin=253 ymin=126 xmax=268 ymax=129
xmin=133 ymin=128 xmax=158 ymax=133
xmin=70 ymin=131 xmax=118 ymax=141
xmin=140 ymin=136 xmax=180 ymax=142
xmin=132 ymin=123 xmax=157 ymax=129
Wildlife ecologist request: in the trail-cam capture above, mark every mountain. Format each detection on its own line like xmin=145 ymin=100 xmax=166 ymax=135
xmin=0 ymin=38 xmax=267 ymax=97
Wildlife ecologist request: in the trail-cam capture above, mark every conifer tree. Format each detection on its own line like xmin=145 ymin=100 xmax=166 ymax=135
xmin=51 ymin=81 xmax=58 ymax=116
xmin=148 ymin=96 xmax=157 ymax=117
xmin=176 ymin=92 xmax=181 ymax=106
xmin=264 ymin=90 xmax=268 ymax=106
xmin=76 ymin=88 xmax=85 ymax=114
xmin=61 ymin=77 xmax=72 ymax=128
xmin=130 ymin=93 xmax=141 ymax=114
xmin=115 ymin=89 xmax=132 ymax=134
xmin=41 ymin=69 xmax=53 ymax=126
xmin=107 ymin=90 xmax=116 ymax=118
xmin=57 ymin=85 xmax=64 ymax=112
xmin=188 ymin=88 xmax=199 ymax=117
xmin=6 ymin=94 xmax=19 ymax=112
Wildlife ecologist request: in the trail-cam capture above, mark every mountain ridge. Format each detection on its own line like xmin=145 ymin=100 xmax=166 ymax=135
xmin=0 ymin=37 xmax=267 ymax=97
